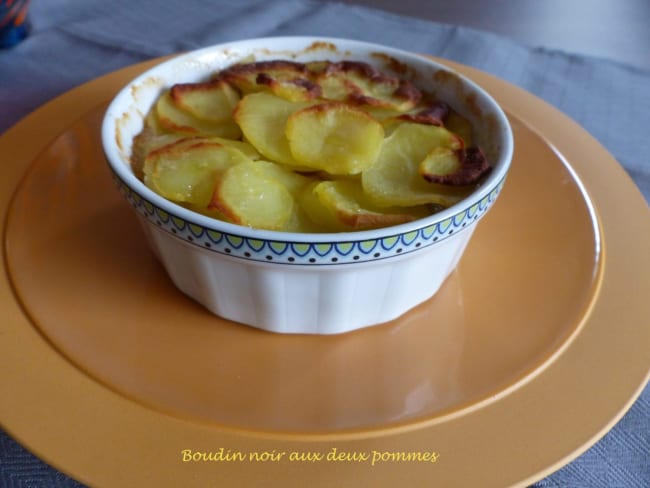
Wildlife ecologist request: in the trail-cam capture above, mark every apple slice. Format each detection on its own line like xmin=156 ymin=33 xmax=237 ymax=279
xmin=209 ymin=160 xmax=295 ymax=230
xmin=155 ymin=92 xmax=241 ymax=139
xmin=361 ymin=122 xmax=470 ymax=207
xmin=143 ymin=140 xmax=249 ymax=206
xmin=286 ymin=102 xmax=384 ymax=175
xmin=170 ymin=79 xmax=240 ymax=124
xmin=233 ymin=92 xmax=312 ymax=168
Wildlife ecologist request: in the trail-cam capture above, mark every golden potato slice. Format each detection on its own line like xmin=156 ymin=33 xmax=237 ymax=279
xmin=362 ymin=122 xmax=470 ymax=207
xmin=143 ymin=140 xmax=249 ymax=206
xmin=170 ymin=79 xmax=240 ymax=124
xmin=131 ymin=128 xmax=185 ymax=179
xmin=314 ymin=180 xmax=422 ymax=230
xmin=249 ymin=160 xmax=315 ymax=196
xmin=285 ymin=102 xmax=384 ymax=175
xmin=299 ymin=181 xmax=350 ymax=233
xmin=282 ymin=205 xmax=324 ymax=233
xmin=418 ymin=147 xmax=461 ymax=179
xmin=233 ymin=92 xmax=312 ymax=168
xmin=155 ymin=92 xmax=241 ymax=139
xmin=138 ymin=133 xmax=259 ymax=166
xmin=205 ymin=137 xmax=261 ymax=160
xmin=209 ymin=160 xmax=295 ymax=230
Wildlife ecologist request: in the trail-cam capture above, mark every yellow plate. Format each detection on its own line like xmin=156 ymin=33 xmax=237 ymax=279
xmin=1 ymin=58 xmax=649 ymax=487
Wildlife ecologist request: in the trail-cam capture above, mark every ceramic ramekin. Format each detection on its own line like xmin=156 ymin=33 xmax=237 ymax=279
xmin=102 ymin=36 xmax=514 ymax=334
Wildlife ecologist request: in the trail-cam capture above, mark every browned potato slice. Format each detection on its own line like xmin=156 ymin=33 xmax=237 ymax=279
xmin=155 ymin=92 xmax=241 ymax=139
xmin=143 ymin=140 xmax=249 ymax=206
xmin=209 ymin=160 xmax=295 ymax=230
xmin=362 ymin=122 xmax=470 ymax=207
xmin=314 ymin=180 xmax=423 ymax=230
xmin=314 ymin=61 xmax=421 ymax=111
xmin=219 ymin=60 xmax=321 ymax=102
xmin=233 ymin=92 xmax=312 ymax=168
xmin=170 ymin=79 xmax=240 ymax=124
xmin=421 ymin=146 xmax=491 ymax=186
xmin=286 ymin=102 xmax=384 ymax=175
xmin=396 ymin=101 xmax=450 ymax=126
xmin=418 ymin=147 xmax=461 ymax=179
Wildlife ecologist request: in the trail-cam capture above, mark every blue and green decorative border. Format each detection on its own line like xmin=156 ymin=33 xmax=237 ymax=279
xmin=115 ymin=176 xmax=505 ymax=265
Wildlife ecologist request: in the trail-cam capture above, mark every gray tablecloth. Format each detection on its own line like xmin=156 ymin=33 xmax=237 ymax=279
xmin=1 ymin=1 xmax=648 ymax=486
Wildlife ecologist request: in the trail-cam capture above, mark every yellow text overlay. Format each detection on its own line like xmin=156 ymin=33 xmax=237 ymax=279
xmin=181 ymin=447 xmax=440 ymax=467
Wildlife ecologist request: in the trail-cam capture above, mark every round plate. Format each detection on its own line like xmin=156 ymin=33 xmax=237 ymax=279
xmin=1 ymin=58 xmax=649 ymax=487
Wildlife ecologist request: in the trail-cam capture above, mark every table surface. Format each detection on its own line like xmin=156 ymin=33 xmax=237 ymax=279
xmin=1 ymin=1 xmax=649 ymax=487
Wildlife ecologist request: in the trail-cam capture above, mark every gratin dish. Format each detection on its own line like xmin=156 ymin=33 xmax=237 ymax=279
xmin=101 ymin=36 xmax=514 ymax=334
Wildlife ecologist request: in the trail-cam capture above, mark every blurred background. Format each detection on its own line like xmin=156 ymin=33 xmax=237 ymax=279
xmin=329 ymin=0 xmax=650 ymax=70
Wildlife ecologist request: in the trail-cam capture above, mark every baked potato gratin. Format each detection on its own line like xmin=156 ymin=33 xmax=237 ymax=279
xmin=131 ymin=59 xmax=491 ymax=232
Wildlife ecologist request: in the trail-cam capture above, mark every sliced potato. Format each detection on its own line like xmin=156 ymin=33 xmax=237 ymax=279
xmin=170 ymin=79 xmax=240 ymax=124
xmin=362 ymin=122 xmax=470 ymax=207
xmin=248 ymin=160 xmax=315 ymax=196
xmin=132 ymin=59 xmax=488 ymax=234
xmin=314 ymin=180 xmax=422 ymax=230
xmin=418 ymin=147 xmax=461 ymax=179
xmin=131 ymin=128 xmax=185 ymax=178
xmin=299 ymin=181 xmax=350 ymax=232
xmin=219 ymin=60 xmax=320 ymax=102
xmin=282 ymin=203 xmax=324 ymax=233
xmin=143 ymin=140 xmax=249 ymax=206
xmin=395 ymin=100 xmax=450 ymax=126
xmin=421 ymin=146 xmax=491 ymax=186
xmin=233 ymin=92 xmax=312 ymax=168
xmin=314 ymin=61 xmax=421 ymax=111
xmin=286 ymin=102 xmax=384 ymax=175
xmin=209 ymin=160 xmax=295 ymax=230
xmin=205 ymin=137 xmax=261 ymax=160
xmin=155 ymin=92 xmax=241 ymax=139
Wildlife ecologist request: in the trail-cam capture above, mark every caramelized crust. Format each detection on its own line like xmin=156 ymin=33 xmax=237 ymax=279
xmin=422 ymin=146 xmax=491 ymax=186
xmin=398 ymin=101 xmax=450 ymax=126
xmin=217 ymin=59 xmax=422 ymax=109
